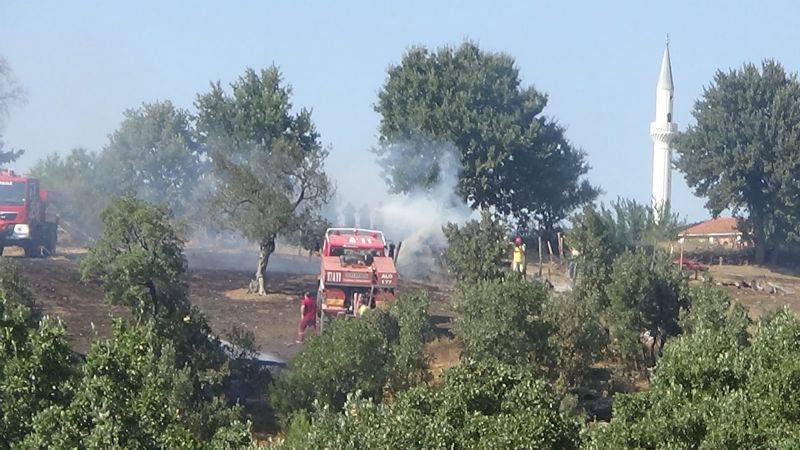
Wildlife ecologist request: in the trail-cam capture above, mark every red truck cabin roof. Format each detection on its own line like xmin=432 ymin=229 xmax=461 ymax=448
xmin=325 ymin=228 xmax=386 ymax=251
xmin=0 ymin=170 xmax=29 ymax=183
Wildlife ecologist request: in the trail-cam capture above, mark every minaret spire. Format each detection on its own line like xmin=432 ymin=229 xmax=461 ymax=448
xmin=650 ymin=40 xmax=677 ymax=215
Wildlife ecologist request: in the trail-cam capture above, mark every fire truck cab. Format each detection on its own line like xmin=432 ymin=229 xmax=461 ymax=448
xmin=0 ymin=169 xmax=58 ymax=257
xmin=317 ymin=228 xmax=398 ymax=329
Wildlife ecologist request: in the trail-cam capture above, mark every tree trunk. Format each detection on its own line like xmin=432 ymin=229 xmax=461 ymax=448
xmin=755 ymin=243 xmax=766 ymax=265
xmin=751 ymin=215 xmax=769 ymax=265
xmin=650 ymin=333 xmax=658 ymax=366
xmin=254 ymin=237 xmax=276 ymax=296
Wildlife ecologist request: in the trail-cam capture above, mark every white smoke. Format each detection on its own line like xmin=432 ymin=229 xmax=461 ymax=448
xmin=329 ymin=140 xmax=474 ymax=279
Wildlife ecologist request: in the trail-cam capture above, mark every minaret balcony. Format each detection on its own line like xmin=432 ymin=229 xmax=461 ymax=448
xmin=650 ymin=122 xmax=678 ymax=142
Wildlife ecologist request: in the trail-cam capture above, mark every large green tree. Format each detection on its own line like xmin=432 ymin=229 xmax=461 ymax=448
xmin=676 ymin=60 xmax=800 ymax=263
xmin=100 ymin=101 xmax=204 ymax=218
xmin=375 ymin=41 xmax=597 ymax=230
xmin=196 ymin=67 xmax=332 ymax=295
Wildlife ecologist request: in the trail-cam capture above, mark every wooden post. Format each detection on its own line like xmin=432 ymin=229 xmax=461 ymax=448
xmin=538 ymin=236 xmax=543 ymax=277
xmin=557 ymin=232 xmax=564 ymax=270
xmin=679 ymin=240 xmax=684 ymax=269
xmin=547 ymin=240 xmax=554 ymax=264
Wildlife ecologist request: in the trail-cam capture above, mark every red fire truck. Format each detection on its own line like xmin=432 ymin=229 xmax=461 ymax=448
xmin=316 ymin=228 xmax=398 ymax=329
xmin=0 ymin=169 xmax=58 ymax=257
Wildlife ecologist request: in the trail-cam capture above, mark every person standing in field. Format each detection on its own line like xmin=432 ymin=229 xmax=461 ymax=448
xmin=512 ymin=235 xmax=526 ymax=277
xmin=297 ymin=291 xmax=317 ymax=343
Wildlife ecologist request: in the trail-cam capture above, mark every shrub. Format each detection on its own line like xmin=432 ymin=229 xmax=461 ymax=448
xmin=606 ymin=251 xmax=687 ymax=369
xmin=277 ymin=360 xmax=582 ymax=449
xmin=0 ymin=298 xmax=73 ymax=448
xmin=384 ymin=290 xmax=435 ymax=391
xmin=544 ymin=293 xmax=608 ymax=387
xmin=0 ymin=259 xmax=36 ymax=309
xmin=442 ymin=211 xmax=509 ymax=284
xmin=82 ymin=197 xmax=225 ymax=372
xmin=679 ymin=282 xmax=750 ymax=346
xmin=272 ymin=291 xmax=435 ymax=422
xmin=590 ymin=307 xmax=800 ymax=449
xmin=20 ymin=320 xmax=251 ymax=448
xmin=270 ymin=317 xmax=391 ymax=421
xmin=453 ymin=278 xmax=554 ymax=370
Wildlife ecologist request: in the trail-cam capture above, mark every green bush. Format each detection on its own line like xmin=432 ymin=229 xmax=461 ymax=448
xmin=606 ymin=251 xmax=688 ymax=370
xmin=568 ymin=200 xmax=682 ymax=310
xmin=383 ymin=290 xmax=435 ymax=391
xmin=0 ymin=259 xmax=36 ymax=310
xmin=272 ymin=291 xmax=434 ymax=421
xmin=442 ymin=211 xmax=509 ymax=284
xmin=679 ymin=282 xmax=750 ymax=346
xmin=270 ymin=317 xmax=391 ymax=421
xmin=82 ymin=197 xmax=225 ymax=372
xmin=453 ymin=277 xmax=554 ymax=370
xmin=276 ymin=360 xmax=582 ymax=449
xmin=0 ymin=298 xmax=73 ymax=448
xmin=19 ymin=320 xmax=251 ymax=449
xmin=590 ymin=307 xmax=800 ymax=449
xmin=544 ymin=293 xmax=608 ymax=387
xmin=81 ymin=196 xmax=188 ymax=324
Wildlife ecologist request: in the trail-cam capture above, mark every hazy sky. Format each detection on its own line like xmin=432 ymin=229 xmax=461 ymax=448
xmin=2 ymin=1 xmax=799 ymax=221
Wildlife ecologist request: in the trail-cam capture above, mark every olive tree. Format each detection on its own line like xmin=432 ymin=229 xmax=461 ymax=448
xmin=29 ymin=149 xmax=107 ymax=239
xmin=196 ymin=67 xmax=332 ymax=295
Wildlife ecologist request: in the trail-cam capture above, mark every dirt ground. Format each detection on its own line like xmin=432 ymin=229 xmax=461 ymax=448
xmin=707 ymin=264 xmax=800 ymax=319
xmin=4 ymin=245 xmax=456 ymax=363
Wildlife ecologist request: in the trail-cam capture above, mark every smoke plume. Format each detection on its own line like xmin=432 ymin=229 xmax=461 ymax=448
xmin=331 ymin=140 xmax=473 ymax=280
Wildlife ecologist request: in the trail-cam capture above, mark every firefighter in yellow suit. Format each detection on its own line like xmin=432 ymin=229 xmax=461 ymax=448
xmin=512 ymin=236 xmax=526 ymax=277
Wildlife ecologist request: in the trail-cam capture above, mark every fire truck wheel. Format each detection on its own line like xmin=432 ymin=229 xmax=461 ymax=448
xmin=45 ymin=227 xmax=57 ymax=256
xmin=23 ymin=243 xmax=42 ymax=258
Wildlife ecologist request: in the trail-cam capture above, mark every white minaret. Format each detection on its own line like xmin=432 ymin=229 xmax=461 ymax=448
xmin=650 ymin=39 xmax=677 ymax=214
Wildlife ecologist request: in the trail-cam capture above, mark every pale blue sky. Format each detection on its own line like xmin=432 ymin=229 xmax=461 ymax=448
xmin=2 ymin=1 xmax=799 ymax=221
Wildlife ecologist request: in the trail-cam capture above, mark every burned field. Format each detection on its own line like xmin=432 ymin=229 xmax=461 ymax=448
xmin=10 ymin=246 xmax=455 ymax=362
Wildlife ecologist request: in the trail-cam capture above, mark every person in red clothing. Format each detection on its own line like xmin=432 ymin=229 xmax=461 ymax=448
xmin=297 ymin=291 xmax=317 ymax=343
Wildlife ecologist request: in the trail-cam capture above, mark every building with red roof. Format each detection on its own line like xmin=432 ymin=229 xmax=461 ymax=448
xmin=678 ymin=217 xmax=746 ymax=247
